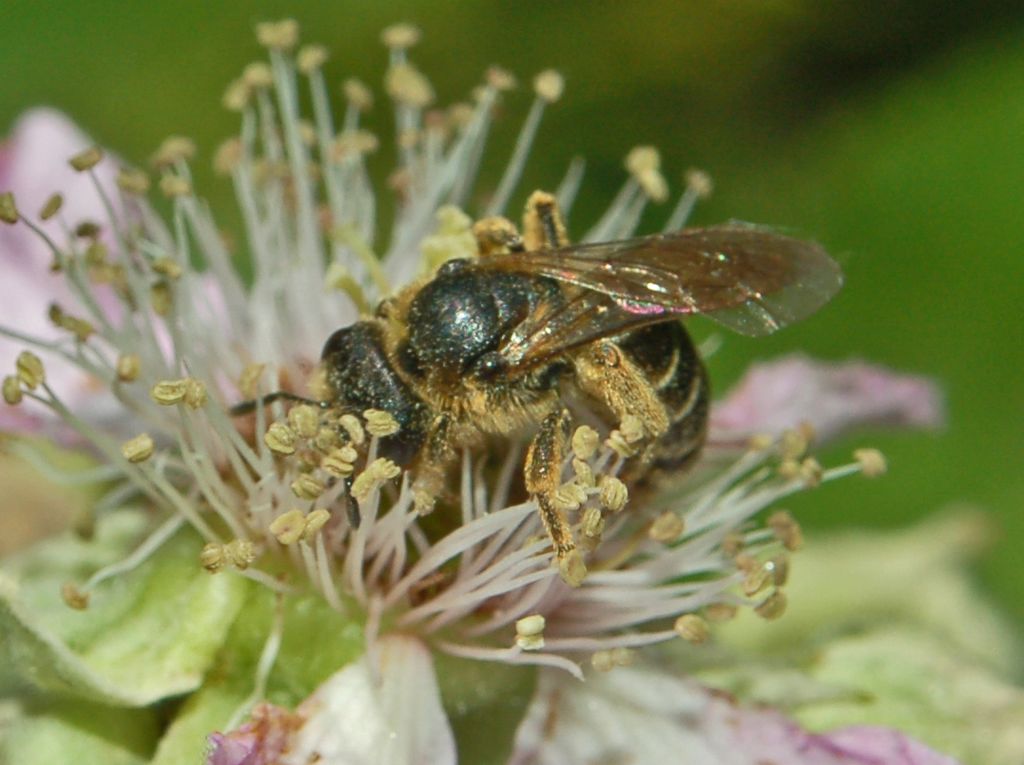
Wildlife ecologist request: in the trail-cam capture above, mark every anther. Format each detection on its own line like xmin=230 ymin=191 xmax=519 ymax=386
xmin=363 ymin=408 xmax=400 ymax=437
xmin=288 ymin=404 xmax=321 ymax=438
xmin=151 ymin=136 xmax=197 ymax=169
xmin=572 ymin=458 xmax=594 ymax=488
xmin=224 ymin=539 xmax=256 ymax=570
xmin=69 ymin=147 xmax=104 ymax=172
xmin=116 ymin=168 xmax=151 ymax=195
xmin=648 ymin=511 xmax=684 ymax=543
xmin=16 ymin=351 xmax=45 ymax=389
xmin=159 ymin=175 xmax=192 ymax=198
xmin=533 ymin=70 xmax=564 ymax=103
xmin=559 ymin=550 xmax=587 ymax=587
xmin=768 ymin=511 xmax=804 ymax=551
xmin=754 ymin=590 xmax=788 ymax=621
xmin=0 ymin=192 xmax=18 ymax=224
xmin=486 ymin=66 xmax=517 ymax=91
xmin=264 ymin=423 xmax=298 ymax=455
xmin=301 ymin=509 xmax=330 ymax=541
xmin=854 ymin=448 xmax=887 ymax=478
xmin=61 ymin=582 xmax=90 ymax=610
xmin=674 ymin=614 xmax=710 ymax=644
xmin=386 ymin=64 xmax=435 ymax=108
xmin=121 ymin=433 xmax=155 ymax=463
xmin=605 ymin=430 xmax=636 ymax=458
xmin=39 ymin=193 xmax=63 ymax=220
xmin=256 ymin=19 xmax=300 ymax=52
xmin=342 ymin=78 xmax=373 ymax=112
xmin=619 ymin=414 xmax=645 ymax=444
xmin=380 ymin=23 xmax=421 ymax=50
xmin=514 ymin=614 xmax=545 ymax=651
xmin=214 ymin=139 xmax=243 ymax=176
xmin=704 ymin=603 xmax=738 ymax=623
xmin=684 ymin=168 xmax=714 ymax=199
xmin=598 ymin=476 xmax=628 ymax=512
xmin=338 ymin=414 xmax=365 ymax=446
xmin=800 ymin=457 xmax=823 ymax=488
xmin=766 ymin=555 xmax=790 ymax=587
xmin=297 ymin=44 xmax=328 ymax=74
xmin=3 ymin=376 xmax=22 ymax=405
xmin=779 ymin=428 xmax=808 ymax=460
xmin=321 ymin=447 xmax=357 ymax=478
xmin=350 ymin=458 xmax=401 ymax=502
xmin=553 ymin=482 xmax=587 ymax=512
xmin=222 ymin=79 xmax=251 ymax=112
xmin=269 ymin=510 xmax=307 ymax=545
xmin=581 ymin=506 xmax=605 ymax=540
xmin=291 ymin=474 xmax=326 ymax=501
xmin=571 ymin=425 xmax=599 ymax=460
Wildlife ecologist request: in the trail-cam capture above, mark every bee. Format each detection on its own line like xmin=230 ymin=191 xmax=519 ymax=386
xmin=239 ymin=191 xmax=841 ymax=583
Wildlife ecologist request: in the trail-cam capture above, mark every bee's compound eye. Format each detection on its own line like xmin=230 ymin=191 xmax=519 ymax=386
xmin=437 ymin=258 xmax=470 ymax=277
xmin=471 ymin=351 xmax=506 ymax=380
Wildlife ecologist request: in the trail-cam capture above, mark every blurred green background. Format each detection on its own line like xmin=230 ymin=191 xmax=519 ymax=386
xmin=1 ymin=1 xmax=1021 ymax=630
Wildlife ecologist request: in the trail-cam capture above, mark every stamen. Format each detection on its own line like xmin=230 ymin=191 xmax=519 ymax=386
xmin=854 ymin=447 xmax=887 ymax=477
xmin=0 ymin=192 xmax=18 ymax=223
xmin=515 ymin=614 xmax=546 ymax=651
xmin=69 ymin=146 xmax=104 ymax=172
xmin=673 ymin=614 xmax=710 ymax=644
xmin=121 ymin=433 xmax=155 ymax=463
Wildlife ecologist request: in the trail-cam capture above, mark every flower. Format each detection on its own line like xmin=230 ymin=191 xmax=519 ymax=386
xmin=0 ymin=19 xmax=962 ymax=765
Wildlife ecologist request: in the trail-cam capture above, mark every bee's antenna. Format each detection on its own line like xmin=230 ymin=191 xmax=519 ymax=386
xmin=229 ymin=391 xmax=328 ymax=417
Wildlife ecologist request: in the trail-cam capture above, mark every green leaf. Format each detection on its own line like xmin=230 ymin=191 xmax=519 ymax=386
xmin=153 ymin=587 xmax=365 ymax=765
xmin=0 ymin=697 xmax=159 ymax=765
xmin=0 ymin=510 xmax=250 ymax=705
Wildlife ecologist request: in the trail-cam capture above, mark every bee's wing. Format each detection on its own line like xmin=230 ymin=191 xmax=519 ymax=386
xmin=484 ymin=224 xmax=842 ymax=338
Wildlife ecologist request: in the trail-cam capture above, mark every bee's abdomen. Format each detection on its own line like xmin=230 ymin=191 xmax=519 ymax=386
xmin=618 ymin=322 xmax=710 ymax=479
xmin=321 ymin=321 xmax=429 ymax=466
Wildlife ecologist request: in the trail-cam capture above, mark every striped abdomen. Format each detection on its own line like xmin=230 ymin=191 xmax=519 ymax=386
xmin=617 ymin=321 xmax=710 ymax=482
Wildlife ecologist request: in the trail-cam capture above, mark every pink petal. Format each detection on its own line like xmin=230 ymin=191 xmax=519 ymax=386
xmin=509 ymin=667 xmax=960 ymax=765
xmin=0 ymin=108 xmax=122 ymax=432
xmin=709 ymin=354 xmax=944 ymax=445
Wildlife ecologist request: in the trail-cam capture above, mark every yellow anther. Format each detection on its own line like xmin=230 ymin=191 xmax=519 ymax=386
xmin=558 ymin=550 xmax=587 ymax=588
xmin=290 ymin=473 xmax=325 ymax=501
xmin=333 ymin=130 xmax=379 ymax=160
xmin=755 ymin=590 xmax=788 ymax=621
xmin=854 ymin=448 xmax=887 ymax=478
xmin=553 ymin=482 xmax=587 ymax=512
xmin=684 ymin=168 xmax=714 ymax=199
xmin=364 ymin=408 xmax=400 ymax=437
xmin=447 ymin=102 xmax=475 ymax=129
xmin=223 ymin=539 xmax=256 ymax=570
xmin=800 ymin=457 xmax=823 ymax=488
xmin=152 ymin=256 xmax=183 ymax=280
xmin=3 ymin=376 xmax=22 ymax=405
xmin=342 ymin=78 xmax=373 ymax=111
xmin=581 ymin=506 xmax=605 ymax=539
xmin=338 ymin=413 xmax=365 ymax=445
xmin=704 ymin=603 xmax=738 ymax=623
xmin=770 ymin=512 xmax=802 ymax=553
xmin=486 ymin=66 xmax=517 ymax=91
xmin=780 ymin=428 xmax=808 ymax=460
xmin=151 ymin=136 xmax=196 ymax=169
xmin=747 ymin=432 xmax=773 ymax=452
xmin=386 ymin=63 xmax=435 ymax=108
xmin=605 ymin=430 xmax=636 ymax=458
xmin=619 ymin=414 xmax=645 ymax=444
xmin=674 ymin=613 xmax=710 ymax=644
xmin=571 ymin=425 xmax=600 ymax=460
xmin=61 ymin=582 xmax=90 ymax=610
xmin=116 ymin=168 xmax=150 ymax=194
xmin=0 ymin=192 xmax=19 ymax=224
xmin=648 ymin=511 xmax=684 ymax=543
xmin=288 ymin=404 xmax=321 ymax=438
xmin=321 ymin=448 xmax=356 ymax=478
xmin=625 ymin=145 xmax=660 ymax=177
xmin=515 ymin=614 xmax=546 ymax=651
xmin=721 ymin=531 xmax=745 ymax=557
xmin=214 ymin=138 xmax=243 ymax=176
xmin=222 ymin=79 xmax=251 ymax=112
xmin=381 ymin=23 xmax=421 ymax=50
xmin=572 ymin=458 xmax=594 ymax=488
xmin=598 ymin=475 xmax=628 ymax=512
xmin=742 ymin=565 xmax=770 ymax=597
xmin=121 ymin=433 xmax=155 ymax=463
xmin=16 ymin=351 xmax=44 ymax=389
xmin=533 ymin=69 xmax=564 ymax=103
xmin=39 ymin=193 xmax=63 ymax=220
xmin=183 ymin=379 xmax=207 ymax=409
xmin=200 ymin=543 xmax=227 ymax=573
xmin=778 ymin=458 xmax=801 ymax=480
xmin=314 ymin=426 xmax=341 ymax=452
xmin=350 ymin=458 xmax=401 ymax=502
xmin=269 ymin=509 xmax=306 ymax=545
xmin=637 ymin=168 xmax=669 ymax=203
xmin=256 ymin=19 xmax=300 ymax=51
xmin=237 ymin=364 xmax=266 ymax=398
xmin=159 ymin=175 xmax=191 ymax=198
xmin=297 ymin=44 xmax=328 ymax=74
xmin=151 ymin=379 xmax=185 ymax=406
xmin=264 ymin=422 xmax=298 ymax=455
xmin=115 ymin=354 xmax=140 ymax=383
xmin=69 ymin=146 xmax=104 ymax=172
xmin=301 ymin=508 xmax=331 ymax=541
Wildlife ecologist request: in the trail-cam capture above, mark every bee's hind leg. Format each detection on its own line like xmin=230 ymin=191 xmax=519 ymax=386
xmin=523 ymin=190 xmax=569 ymax=250
xmin=524 ymin=407 xmax=587 ymax=587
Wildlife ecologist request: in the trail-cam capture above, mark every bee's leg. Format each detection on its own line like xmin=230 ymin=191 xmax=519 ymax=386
xmin=524 ymin=407 xmax=587 ymax=586
xmin=523 ymin=190 xmax=569 ymax=250
xmin=411 ymin=412 xmax=456 ymax=515
xmin=229 ymin=391 xmax=328 ymax=417
xmin=573 ymin=340 xmax=670 ymax=441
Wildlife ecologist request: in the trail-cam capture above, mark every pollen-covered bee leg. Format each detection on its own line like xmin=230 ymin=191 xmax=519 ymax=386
xmin=574 ymin=340 xmax=670 ymax=442
xmin=472 ymin=216 xmax=525 ymax=256
xmin=411 ymin=412 xmax=456 ymax=515
xmin=523 ymin=190 xmax=569 ymax=250
xmin=525 ymin=407 xmax=587 ymax=587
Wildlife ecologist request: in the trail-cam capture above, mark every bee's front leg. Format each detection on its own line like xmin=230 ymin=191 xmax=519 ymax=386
xmin=524 ymin=407 xmax=587 ymax=587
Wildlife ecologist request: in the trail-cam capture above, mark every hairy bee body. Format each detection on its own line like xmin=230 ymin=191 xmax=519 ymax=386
xmin=249 ymin=189 xmax=840 ymax=584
